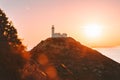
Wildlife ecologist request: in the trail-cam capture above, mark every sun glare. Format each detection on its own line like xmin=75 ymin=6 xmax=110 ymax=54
xmin=84 ymin=24 xmax=102 ymax=39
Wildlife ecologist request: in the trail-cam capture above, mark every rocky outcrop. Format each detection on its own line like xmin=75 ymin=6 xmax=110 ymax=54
xmin=30 ymin=37 xmax=120 ymax=80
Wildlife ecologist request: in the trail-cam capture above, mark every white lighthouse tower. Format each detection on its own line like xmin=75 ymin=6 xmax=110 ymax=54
xmin=51 ymin=25 xmax=55 ymax=37
xmin=51 ymin=25 xmax=67 ymax=38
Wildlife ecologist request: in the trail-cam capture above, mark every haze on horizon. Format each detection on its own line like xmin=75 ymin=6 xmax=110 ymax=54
xmin=0 ymin=0 xmax=120 ymax=49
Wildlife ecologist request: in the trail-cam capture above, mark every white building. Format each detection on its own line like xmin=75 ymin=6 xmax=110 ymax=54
xmin=51 ymin=25 xmax=67 ymax=38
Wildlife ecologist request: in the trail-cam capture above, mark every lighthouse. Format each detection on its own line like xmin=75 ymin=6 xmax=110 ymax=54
xmin=51 ymin=25 xmax=67 ymax=38
xmin=51 ymin=25 xmax=55 ymax=37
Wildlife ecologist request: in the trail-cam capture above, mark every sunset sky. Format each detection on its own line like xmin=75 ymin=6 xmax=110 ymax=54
xmin=0 ymin=0 xmax=120 ymax=49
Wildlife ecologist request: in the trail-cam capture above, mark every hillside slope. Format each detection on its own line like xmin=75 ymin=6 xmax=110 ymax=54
xmin=30 ymin=37 xmax=120 ymax=80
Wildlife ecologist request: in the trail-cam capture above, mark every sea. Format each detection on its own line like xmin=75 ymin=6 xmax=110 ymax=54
xmin=94 ymin=46 xmax=120 ymax=63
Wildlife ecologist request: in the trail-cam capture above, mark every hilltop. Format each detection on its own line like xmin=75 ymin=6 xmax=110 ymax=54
xmin=29 ymin=37 xmax=120 ymax=80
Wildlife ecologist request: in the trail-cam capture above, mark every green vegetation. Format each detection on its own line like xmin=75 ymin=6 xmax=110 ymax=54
xmin=0 ymin=9 xmax=28 ymax=80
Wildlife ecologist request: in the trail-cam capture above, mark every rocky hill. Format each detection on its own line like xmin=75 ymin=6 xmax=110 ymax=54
xmin=29 ymin=37 xmax=120 ymax=80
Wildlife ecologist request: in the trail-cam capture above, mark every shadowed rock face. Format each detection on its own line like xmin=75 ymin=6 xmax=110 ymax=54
xmin=30 ymin=37 xmax=120 ymax=80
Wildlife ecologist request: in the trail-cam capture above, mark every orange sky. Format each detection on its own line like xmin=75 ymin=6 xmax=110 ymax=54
xmin=0 ymin=0 xmax=120 ymax=49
